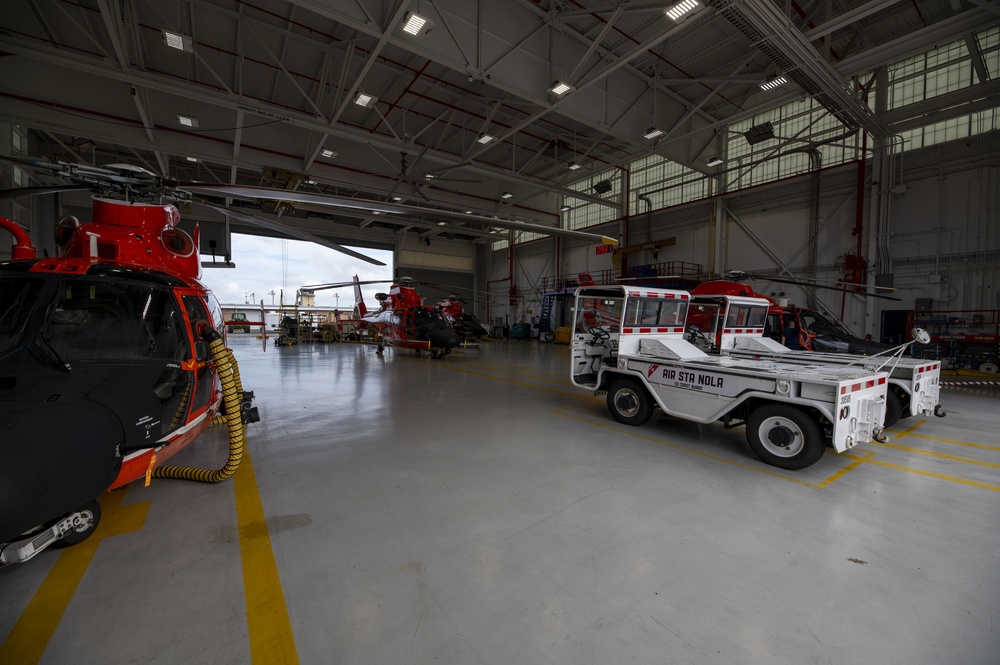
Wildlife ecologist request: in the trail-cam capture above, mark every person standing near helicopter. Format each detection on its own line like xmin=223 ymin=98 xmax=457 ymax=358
xmin=782 ymin=317 xmax=803 ymax=349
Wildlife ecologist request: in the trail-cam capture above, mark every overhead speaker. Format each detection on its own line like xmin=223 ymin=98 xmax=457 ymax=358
xmin=744 ymin=122 xmax=775 ymax=145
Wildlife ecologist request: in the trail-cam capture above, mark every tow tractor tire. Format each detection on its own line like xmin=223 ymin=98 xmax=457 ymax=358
xmin=746 ymin=404 xmax=825 ymax=470
xmin=884 ymin=390 xmax=904 ymax=428
xmin=607 ymin=378 xmax=654 ymax=426
xmin=53 ymin=499 xmax=101 ymax=548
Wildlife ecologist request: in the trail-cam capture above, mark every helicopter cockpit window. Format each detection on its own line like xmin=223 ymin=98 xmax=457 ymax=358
xmin=182 ymin=296 xmax=212 ymax=362
xmin=41 ymin=278 xmax=187 ymax=363
xmin=0 ymin=276 xmax=44 ymax=354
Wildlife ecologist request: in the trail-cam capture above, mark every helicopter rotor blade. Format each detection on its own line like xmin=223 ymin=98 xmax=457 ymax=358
xmin=195 ymin=203 xmax=387 ymax=267
xmin=0 ymin=185 xmax=93 ymax=200
xmin=749 ymin=275 xmax=901 ymax=301
xmin=183 ymin=184 xmax=619 ymax=247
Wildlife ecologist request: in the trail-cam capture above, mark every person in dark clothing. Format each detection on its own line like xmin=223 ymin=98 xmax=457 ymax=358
xmin=782 ymin=318 xmax=802 ymax=349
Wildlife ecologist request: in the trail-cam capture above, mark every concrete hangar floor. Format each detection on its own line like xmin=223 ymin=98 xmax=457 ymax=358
xmin=2 ymin=337 xmax=999 ymax=665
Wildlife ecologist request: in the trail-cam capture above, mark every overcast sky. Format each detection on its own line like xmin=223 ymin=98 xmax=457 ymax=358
xmin=200 ymin=233 xmax=394 ymax=311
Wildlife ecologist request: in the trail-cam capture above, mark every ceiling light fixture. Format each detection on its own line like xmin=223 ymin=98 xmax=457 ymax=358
xmin=423 ymin=173 xmax=436 ymax=180
xmin=706 ymin=156 xmax=724 ymax=167
xmin=163 ymin=30 xmax=193 ymax=52
xmin=568 ymin=163 xmax=582 ymax=170
xmin=560 ymin=205 xmax=572 ymax=212
xmin=176 ymin=114 xmax=198 ymax=128
xmin=185 ymin=156 xmax=198 ymax=162
xmin=549 ymin=81 xmax=574 ymax=96
xmin=321 ymin=149 xmax=337 ymax=158
xmin=759 ymin=76 xmax=787 ymax=91
xmin=644 ymin=127 xmax=665 ymax=140
xmin=665 ymin=0 xmax=700 ymax=21
xmin=477 ymin=133 xmax=496 ymax=145
xmin=354 ymin=92 xmax=377 ymax=108
xmin=501 ymin=191 xmax=514 ymax=199
xmin=402 ymin=12 xmax=433 ymax=36
xmin=391 ymin=196 xmax=403 ymax=201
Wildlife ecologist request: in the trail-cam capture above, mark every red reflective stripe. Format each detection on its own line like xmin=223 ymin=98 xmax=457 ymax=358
xmin=866 ymin=380 xmax=875 ymax=389
xmin=878 ymin=377 xmax=886 ymax=385
xmin=852 ymin=383 xmax=861 ymax=392
xmin=840 ymin=386 xmax=847 ymax=395
xmin=724 ymin=329 xmax=733 ymax=333
xmin=639 ymin=327 xmax=651 ymax=333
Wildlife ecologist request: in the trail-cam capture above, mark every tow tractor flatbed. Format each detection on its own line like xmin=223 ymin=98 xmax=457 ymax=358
xmin=571 ymin=286 xmax=889 ymax=470
xmin=688 ymin=293 xmax=944 ymax=427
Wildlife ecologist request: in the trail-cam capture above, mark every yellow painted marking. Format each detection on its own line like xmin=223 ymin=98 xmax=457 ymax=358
xmin=888 ymin=419 xmax=927 ymax=436
xmin=233 ymin=452 xmax=300 ymax=664
xmin=867 ymin=440 xmax=1000 ymax=469
xmin=815 ymin=450 xmax=874 ymax=488
xmin=897 ymin=432 xmax=1000 ymax=453
xmin=862 ymin=457 xmax=1000 ymax=492
xmin=0 ymin=489 xmax=150 ymax=665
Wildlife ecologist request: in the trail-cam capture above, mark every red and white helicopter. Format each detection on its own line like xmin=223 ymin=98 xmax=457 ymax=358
xmin=352 ymin=276 xmax=461 ymax=357
xmin=0 ymin=193 xmax=258 ymax=565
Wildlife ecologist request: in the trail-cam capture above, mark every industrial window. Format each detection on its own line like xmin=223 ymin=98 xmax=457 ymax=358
xmin=886 ymin=26 xmax=999 ymax=152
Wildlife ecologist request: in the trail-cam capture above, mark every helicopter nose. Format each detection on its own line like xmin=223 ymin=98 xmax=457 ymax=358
xmin=0 ymin=400 xmax=122 ymax=543
xmin=430 ymin=328 xmax=461 ymax=350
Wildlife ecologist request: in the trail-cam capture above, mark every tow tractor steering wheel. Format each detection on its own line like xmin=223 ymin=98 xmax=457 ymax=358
xmin=588 ymin=326 xmax=611 ymax=344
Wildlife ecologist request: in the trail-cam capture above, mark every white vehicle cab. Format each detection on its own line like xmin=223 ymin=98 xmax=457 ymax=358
xmin=570 ymin=285 xmax=890 ymax=470
xmin=688 ymin=293 xmax=944 ymax=428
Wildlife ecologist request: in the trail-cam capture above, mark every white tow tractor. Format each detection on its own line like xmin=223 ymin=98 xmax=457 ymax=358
xmin=687 ymin=293 xmax=944 ymax=427
xmin=570 ymin=285 xmax=890 ymax=470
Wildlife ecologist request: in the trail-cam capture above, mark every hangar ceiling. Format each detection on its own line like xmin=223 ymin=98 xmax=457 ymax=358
xmin=1 ymin=0 xmax=997 ymax=250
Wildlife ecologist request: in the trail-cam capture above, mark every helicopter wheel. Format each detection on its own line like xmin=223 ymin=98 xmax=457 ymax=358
xmin=53 ymin=499 xmax=102 ymax=548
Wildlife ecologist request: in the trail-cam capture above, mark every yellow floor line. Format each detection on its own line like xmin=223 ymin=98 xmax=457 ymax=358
xmin=0 ymin=489 xmax=150 ymax=665
xmin=867 ymin=440 xmax=1000 ymax=469
xmin=899 ymin=432 xmax=1000 ymax=453
xmin=815 ymin=451 xmax=874 ymax=488
xmin=233 ymin=452 xmax=300 ymax=665
xmin=862 ymin=457 xmax=1000 ymax=492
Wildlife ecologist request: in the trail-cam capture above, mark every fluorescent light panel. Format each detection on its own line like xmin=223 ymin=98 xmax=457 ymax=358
xmin=501 ymin=191 xmax=513 ymax=199
xmin=665 ymin=0 xmax=700 ymax=21
xmin=706 ymin=156 xmax=724 ymax=166
xmin=477 ymin=133 xmax=496 ymax=144
xmin=186 ymin=156 xmax=198 ymax=162
xmin=163 ymin=31 xmax=193 ymax=52
xmin=177 ymin=114 xmax=198 ymax=128
xmin=568 ymin=163 xmax=582 ymax=170
xmin=760 ymin=76 xmax=787 ymax=91
xmin=321 ymin=149 xmax=337 ymax=158
xmin=354 ymin=93 xmax=376 ymax=107
xmin=644 ymin=127 xmax=665 ymax=140
xmin=549 ymin=81 xmax=574 ymax=96
xmin=402 ymin=12 xmax=431 ymax=35
xmin=560 ymin=205 xmax=571 ymax=212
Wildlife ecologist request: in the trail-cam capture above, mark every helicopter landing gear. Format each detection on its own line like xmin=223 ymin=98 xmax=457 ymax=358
xmin=0 ymin=499 xmax=102 ymax=566
xmin=53 ymin=499 xmax=102 ymax=548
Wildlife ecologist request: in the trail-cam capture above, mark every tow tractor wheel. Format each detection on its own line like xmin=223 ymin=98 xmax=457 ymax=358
xmin=746 ymin=405 xmax=825 ymax=470
xmin=53 ymin=499 xmax=102 ymax=548
xmin=884 ymin=389 xmax=904 ymax=428
xmin=606 ymin=378 xmax=654 ymax=426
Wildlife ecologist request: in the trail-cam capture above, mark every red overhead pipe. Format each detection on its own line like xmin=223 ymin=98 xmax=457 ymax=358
xmin=0 ymin=217 xmax=37 ymax=260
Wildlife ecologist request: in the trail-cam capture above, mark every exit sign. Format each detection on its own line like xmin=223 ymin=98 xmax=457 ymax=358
xmin=595 ymin=244 xmax=614 ymax=255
